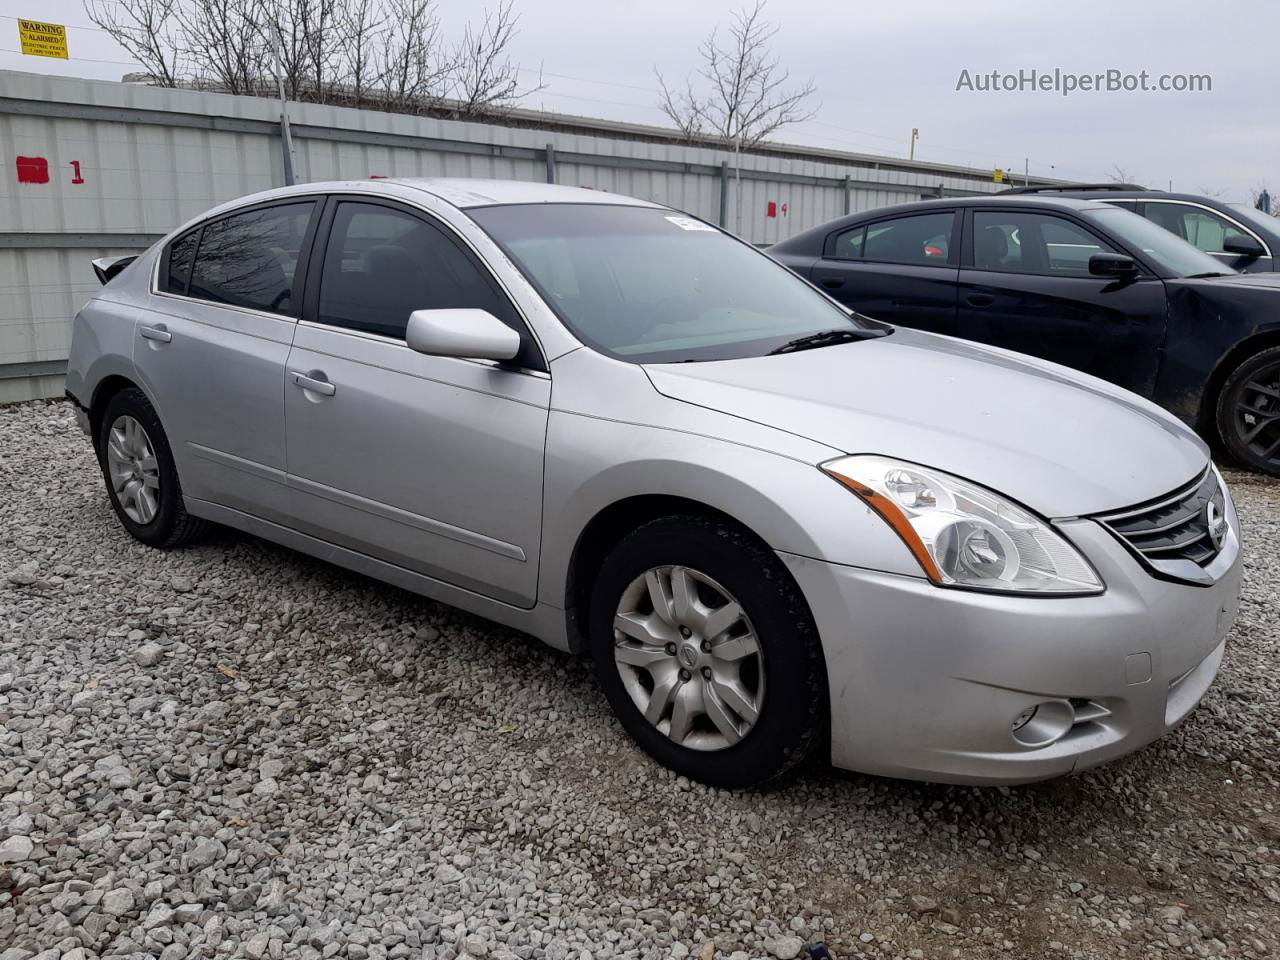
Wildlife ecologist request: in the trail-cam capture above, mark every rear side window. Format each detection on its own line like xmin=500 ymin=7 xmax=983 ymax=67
xmin=859 ymin=212 xmax=955 ymax=265
xmin=188 ymin=202 xmax=315 ymax=315
xmin=832 ymin=226 xmax=865 ymax=259
xmin=163 ymin=229 xmax=198 ymax=294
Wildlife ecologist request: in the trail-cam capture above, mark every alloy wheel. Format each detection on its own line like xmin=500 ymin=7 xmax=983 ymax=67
xmin=612 ymin=565 xmax=765 ymax=751
xmin=106 ymin=414 xmax=161 ymax=525
xmin=1234 ymin=360 xmax=1280 ymax=468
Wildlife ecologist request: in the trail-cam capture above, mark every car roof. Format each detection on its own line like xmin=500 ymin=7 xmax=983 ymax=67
xmin=391 ymin=178 xmax=663 ymax=209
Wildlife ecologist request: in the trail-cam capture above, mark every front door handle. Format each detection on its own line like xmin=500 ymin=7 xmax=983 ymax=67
xmin=820 ymin=277 xmax=845 ymax=290
xmin=139 ymin=324 xmax=172 ymax=343
xmin=966 ymin=293 xmax=995 ymax=307
xmin=290 ymin=371 xmax=337 ymax=397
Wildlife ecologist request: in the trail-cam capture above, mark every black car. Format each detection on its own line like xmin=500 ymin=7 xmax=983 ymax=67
xmin=999 ymin=183 xmax=1280 ymax=273
xmin=769 ymin=195 xmax=1280 ymax=475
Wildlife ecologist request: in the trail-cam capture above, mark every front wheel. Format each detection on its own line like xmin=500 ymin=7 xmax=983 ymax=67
xmin=1216 ymin=346 xmax=1280 ymax=476
xmin=588 ymin=515 xmax=826 ymax=788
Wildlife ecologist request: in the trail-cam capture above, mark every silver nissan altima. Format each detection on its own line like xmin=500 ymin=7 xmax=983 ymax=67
xmin=65 ymin=179 xmax=1242 ymax=788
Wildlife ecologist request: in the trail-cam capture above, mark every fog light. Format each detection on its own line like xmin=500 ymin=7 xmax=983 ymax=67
xmin=1010 ymin=699 xmax=1075 ymax=747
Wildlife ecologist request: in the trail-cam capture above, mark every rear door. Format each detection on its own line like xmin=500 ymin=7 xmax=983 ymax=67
xmin=955 ymin=207 xmax=1169 ymax=397
xmin=133 ymin=199 xmax=319 ymax=523
xmin=283 ymin=197 xmax=550 ymax=607
xmin=808 ymin=210 xmax=960 ymax=333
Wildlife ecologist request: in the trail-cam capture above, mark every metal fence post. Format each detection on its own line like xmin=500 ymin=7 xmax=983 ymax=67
xmin=719 ymin=161 xmax=729 ymax=226
xmin=546 ymin=143 xmax=557 ymax=184
xmin=843 ymin=174 xmax=851 ymax=216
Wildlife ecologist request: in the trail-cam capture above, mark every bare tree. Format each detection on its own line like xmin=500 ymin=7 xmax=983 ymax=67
xmin=1105 ymin=163 xmax=1137 ymax=184
xmin=335 ymin=0 xmax=386 ymax=107
xmin=180 ymin=0 xmax=269 ymax=95
xmin=375 ymin=0 xmax=450 ymax=113
xmin=655 ymin=1 xmax=816 ymax=149
xmin=447 ymin=0 xmax=541 ymax=117
xmin=84 ymin=0 xmax=185 ymax=86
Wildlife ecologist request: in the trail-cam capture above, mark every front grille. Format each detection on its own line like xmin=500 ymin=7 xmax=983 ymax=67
xmin=1093 ymin=468 xmax=1226 ymax=574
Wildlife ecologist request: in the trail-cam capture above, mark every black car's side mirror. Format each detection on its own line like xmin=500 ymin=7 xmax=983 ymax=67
xmin=1223 ymin=234 xmax=1264 ymax=259
xmin=1089 ymin=253 xmax=1140 ymax=278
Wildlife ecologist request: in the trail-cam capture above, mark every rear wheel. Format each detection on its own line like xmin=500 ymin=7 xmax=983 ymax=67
xmin=588 ymin=515 xmax=826 ymax=788
xmin=96 ymin=387 xmax=207 ymax=547
xmin=1216 ymin=346 xmax=1280 ymax=476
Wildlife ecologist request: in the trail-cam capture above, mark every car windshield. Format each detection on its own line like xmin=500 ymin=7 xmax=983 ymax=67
xmin=468 ymin=203 xmax=883 ymax=362
xmin=1083 ymin=206 xmax=1237 ymax=278
xmin=1227 ymin=202 xmax=1280 ymax=238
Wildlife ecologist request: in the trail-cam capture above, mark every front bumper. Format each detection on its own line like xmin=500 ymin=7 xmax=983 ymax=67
xmin=782 ymin=501 xmax=1242 ymax=785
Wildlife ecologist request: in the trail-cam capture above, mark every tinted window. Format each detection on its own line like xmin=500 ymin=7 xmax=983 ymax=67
xmin=832 ymin=226 xmax=865 ymax=259
xmin=1143 ymin=202 xmax=1249 ymax=255
xmin=1083 ymin=207 xmax=1234 ymax=278
xmin=188 ymin=202 xmax=314 ymax=314
xmin=469 ymin=204 xmax=881 ymax=364
xmin=163 ymin=229 xmax=198 ymax=294
xmin=316 ymin=202 xmax=535 ymax=363
xmin=973 ymin=211 xmax=1116 ymax=276
xmin=861 ymin=212 xmax=954 ymax=265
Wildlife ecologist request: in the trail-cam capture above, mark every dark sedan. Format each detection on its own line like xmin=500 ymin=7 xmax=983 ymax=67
xmin=770 ymin=195 xmax=1280 ymax=475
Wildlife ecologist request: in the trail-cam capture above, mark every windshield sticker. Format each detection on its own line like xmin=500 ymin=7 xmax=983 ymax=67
xmin=665 ymin=215 xmax=717 ymax=232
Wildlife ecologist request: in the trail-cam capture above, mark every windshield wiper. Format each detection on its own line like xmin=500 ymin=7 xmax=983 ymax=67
xmin=1185 ymin=271 xmax=1232 ymax=279
xmin=768 ymin=328 xmax=866 ymax=355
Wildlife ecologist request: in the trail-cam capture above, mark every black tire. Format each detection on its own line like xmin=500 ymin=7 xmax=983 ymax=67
xmin=588 ymin=514 xmax=827 ymax=789
xmin=95 ymin=387 xmax=208 ymax=547
xmin=1216 ymin=345 xmax=1280 ymax=476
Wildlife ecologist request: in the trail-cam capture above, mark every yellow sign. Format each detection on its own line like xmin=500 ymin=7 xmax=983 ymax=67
xmin=994 ymin=167 xmax=1005 ymax=183
xmin=18 ymin=18 xmax=68 ymax=59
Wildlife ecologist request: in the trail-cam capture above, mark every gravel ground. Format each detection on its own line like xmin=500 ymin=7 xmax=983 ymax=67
xmin=1 ymin=398 xmax=1278 ymax=960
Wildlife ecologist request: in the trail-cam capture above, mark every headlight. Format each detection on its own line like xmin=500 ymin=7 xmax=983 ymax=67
xmin=822 ymin=455 xmax=1103 ymax=595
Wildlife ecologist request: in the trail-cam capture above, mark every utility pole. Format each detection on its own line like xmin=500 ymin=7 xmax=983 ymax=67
xmin=272 ymin=18 xmax=296 ymax=187
xmin=909 ymin=127 xmax=918 ymax=161
xmin=1024 ymin=157 xmax=1029 ymax=187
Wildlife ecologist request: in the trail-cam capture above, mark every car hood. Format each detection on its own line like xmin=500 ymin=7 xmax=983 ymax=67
xmin=1194 ymin=271 xmax=1280 ymax=289
xmin=644 ymin=328 xmax=1208 ymax=518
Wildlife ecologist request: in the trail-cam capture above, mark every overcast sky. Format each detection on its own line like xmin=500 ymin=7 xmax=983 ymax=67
xmin=5 ymin=0 xmax=1275 ymax=202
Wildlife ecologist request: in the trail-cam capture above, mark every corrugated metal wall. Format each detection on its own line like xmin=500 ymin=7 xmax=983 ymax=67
xmin=0 ymin=69 xmax=1018 ymax=402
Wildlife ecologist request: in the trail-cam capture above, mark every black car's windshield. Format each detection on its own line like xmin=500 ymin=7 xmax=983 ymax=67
xmin=469 ymin=203 xmax=884 ymax=362
xmin=1083 ymin=206 xmax=1237 ymax=278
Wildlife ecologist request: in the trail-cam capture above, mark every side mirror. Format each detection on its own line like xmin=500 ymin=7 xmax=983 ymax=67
xmin=1088 ymin=253 xmax=1139 ymax=278
xmin=405 ymin=308 xmax=521 ymax=362
xmin=1223 ymin=234 xmax=1264 ymax=259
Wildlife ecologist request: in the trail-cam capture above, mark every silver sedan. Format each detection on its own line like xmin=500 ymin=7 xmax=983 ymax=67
xmin=66 ymin=179 xmax=1242 ymax=787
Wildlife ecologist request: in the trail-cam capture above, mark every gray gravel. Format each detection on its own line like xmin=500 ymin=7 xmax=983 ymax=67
xmin=2 ymin=398 xmax=1278 ymax=960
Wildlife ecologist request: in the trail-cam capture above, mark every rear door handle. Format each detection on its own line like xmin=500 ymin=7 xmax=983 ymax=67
xmin=966 ymin=293 xmax=995 ymax=307
xmin=139 ymin=324 xmax=172 ymax=343
xmin=290 ymin=371 xmax=337 ymax=397
xmin=820 ymin=277 xmax=845 ymax=290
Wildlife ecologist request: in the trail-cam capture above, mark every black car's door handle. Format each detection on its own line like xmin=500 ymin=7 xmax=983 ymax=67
xmin=966 ymin=293 xmax=995 ymax=307
xmin=820 ymin=277 xmax=845 ymax=290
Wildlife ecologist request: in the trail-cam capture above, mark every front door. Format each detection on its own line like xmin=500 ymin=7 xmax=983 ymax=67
xmin=133 ymin=199 xmax=318 ymax=523
xmin=956 ymin=208 xmax=1169 ymax=397
xmin=284 ymin=197 xmax=549 ymax=607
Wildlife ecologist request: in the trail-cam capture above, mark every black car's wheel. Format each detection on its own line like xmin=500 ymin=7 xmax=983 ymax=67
xmin=588 ymin=514 xmax=826 ymax=789
xmin=1217 ymin=346 xmax=1280 ymax=476
xmin=96 ymin=387 xmax=208 ymax=547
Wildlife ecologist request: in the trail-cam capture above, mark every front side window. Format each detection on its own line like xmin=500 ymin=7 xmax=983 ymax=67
xmin=1082 ymin=207 xmax=1235 ymax=278
xmin=861 ymin=212 xmax=955 ymax=265
xmin=188 ymin=202 xmax=315 ymax=314
xmin=973 ymin=211 xmax=1116 ymax=277
xmin=1143 ymin=202 xmax=1250 ymax=255
xmin=468 ymin=203 xmax=883 ymax=363
xmin=315 ymin=201 xmax=537 ymax=366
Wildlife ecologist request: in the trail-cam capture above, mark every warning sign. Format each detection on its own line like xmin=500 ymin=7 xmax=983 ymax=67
xmin=18 ymin=19 xmax=68 ymax=59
